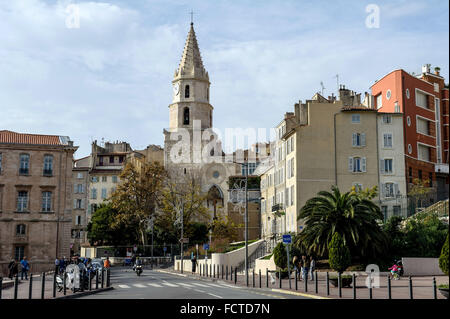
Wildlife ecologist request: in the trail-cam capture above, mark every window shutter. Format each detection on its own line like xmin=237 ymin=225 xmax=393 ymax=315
xmin=73 ymin=199 xmax=77 ymax=209
xmin=352 ymin=133 xmax=357 ymax=146
xmin=348 ymin=157 xmax=353 ymax=172
xmin=81 ymin=199 xmax=85 ymax=209
xmin=361 ymin=157 xmax=366 ymax=172
xmin=380 ymin=159 xmax=385 ymax=174
xmin=74 ymin=184 xmax=77 ymax=194
xmin=361 ymin=133 xmax=366 ymax=147
xmin=381 ymin=183 xmax=385 ymax=197
xmin=394 ymin=183 xmax=399 ymax=196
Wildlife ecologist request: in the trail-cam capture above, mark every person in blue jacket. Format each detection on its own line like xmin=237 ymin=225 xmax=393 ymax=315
xmin=20 ymin=256 xmax=30 ymax=280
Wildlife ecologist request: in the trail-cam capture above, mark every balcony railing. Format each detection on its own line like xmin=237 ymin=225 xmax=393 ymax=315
xmin=271 ymin=203 xmax=283 ymax=212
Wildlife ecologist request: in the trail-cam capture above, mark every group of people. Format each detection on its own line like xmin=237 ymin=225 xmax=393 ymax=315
xmin=292 ymin=255 xmax=316 ymax=281
xmin=7 ymin=257 xmax=30 ymax=280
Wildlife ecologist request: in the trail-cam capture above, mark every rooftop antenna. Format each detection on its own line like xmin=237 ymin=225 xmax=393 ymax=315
xmin=320 ymin=81 xmax=325 ymax=95
xmin=335 ymin=74 xmax=339 ymax=95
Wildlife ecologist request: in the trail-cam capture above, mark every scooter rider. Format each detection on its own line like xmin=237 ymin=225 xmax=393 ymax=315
xmin=134 ymin=256 xmax=142 ymax=271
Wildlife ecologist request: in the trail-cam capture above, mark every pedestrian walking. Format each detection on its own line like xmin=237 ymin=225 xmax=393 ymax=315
xmin=8 ymin=259 xmax=18 ymax=279
xmin=292 ymin=255 xmax=299 ymax=280
xmin=55 ymin=257 xmax=60 ymax=273
xmin=20 ymin=256 xmax=30 ymax=280
xmin=59 ymin=257 xmax=66 ymax=274
xmin=103 ymin=257 xmax=111 ymax=269
xmin=301 ymin=255 xmax=309 ymax=281
xmin=299 ymin=255 xmax=306 ymax=281
xmin=309 ymin=256 xmax=316 ymax=281
xmin=191 ymin=255 xmax=198 ymax=274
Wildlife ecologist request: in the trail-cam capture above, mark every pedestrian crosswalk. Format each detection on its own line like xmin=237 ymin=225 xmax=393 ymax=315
xmin=117 ymin=281 xmax=240 ymax=290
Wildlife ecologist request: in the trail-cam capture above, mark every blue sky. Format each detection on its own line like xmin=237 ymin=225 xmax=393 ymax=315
xmin=1 ymin=0 xmax=448 ymax=158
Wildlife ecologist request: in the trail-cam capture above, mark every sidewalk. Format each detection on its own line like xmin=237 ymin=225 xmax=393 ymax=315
xmin=161 ymin=268 xmax=448 ymax=300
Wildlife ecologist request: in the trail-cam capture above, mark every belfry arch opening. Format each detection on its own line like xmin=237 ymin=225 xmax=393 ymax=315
xmin=207 ymin=185 xmax=224 ymax=219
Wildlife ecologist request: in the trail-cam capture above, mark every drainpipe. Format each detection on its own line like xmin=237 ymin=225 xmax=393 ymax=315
xmin=334 ymin=113 xmax=338 ymax=186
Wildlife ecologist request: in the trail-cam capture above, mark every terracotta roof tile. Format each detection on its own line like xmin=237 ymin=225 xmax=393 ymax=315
xmin=0 ymin=130 xmax=69 ymax=146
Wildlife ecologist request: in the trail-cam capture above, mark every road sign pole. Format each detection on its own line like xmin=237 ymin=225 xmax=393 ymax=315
xmin=286 ymin=243 xmax=291 ymax=289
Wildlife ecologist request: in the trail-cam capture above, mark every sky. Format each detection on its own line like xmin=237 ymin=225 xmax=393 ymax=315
xmin=1 ymin=0 xmax=449 ymax=158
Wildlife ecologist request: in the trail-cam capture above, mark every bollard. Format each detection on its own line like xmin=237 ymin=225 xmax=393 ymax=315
xmin=63 ymin=271 xmax=67 ymax=295
xmin=213 ymin=264 xmax=215 ymax=278
xmin=387 ymin=276 xmax=391 ymax=299
xmin=89 ymin=271 xmax=92 ymax=291
xmin=14 ymin=274 xmax=19 ymax=299
xmin=315 ymin=272 xmax=318 ymax=294
xmin=107 ymin=269 xmax=111 ymax=287
xmin=29 ymin=274 xmax=33 ymax=299
xmin=326 ymin=272 xmax=330 ymax=296
xmin=338 ymin=273 xmax=342 ymax=297
xmin=209 ymin=265 xmax=212 ymax=278
xmin=222 ymin=265 xmax=224 ymax=279
xmin=41 ymin=272 xmax=46 ymax=299
xmin=352 ymin=274 xmax=356 ymax=299
xmin=288 ymin=268 xmax=291 ymax=290
xmin=226 ymin=266 xmax=228 ymax=280
xmin=0 ymin=277 xmax=2 ymax=299
xmin=369 ymin=274 xmax=373 ymax=299
xmin=279 ymin=270 xmax=282 ymax=289
xmin=53 ymin=271 xmax=57 ymax=298
xmin=101 ymin=269 xmax=104 ymax=288
xmin=305 ymin=272 xmax=308 ymax=293
xmin=95 ymin=269 xmax=99 ymax=290
xmin=295 ymin=270 xmax=298 ymax=290
xmin=234 ymin=268 xmax=237 ymax=285
xmin=433 ymin=277 xmax=437 ymax=300
xmin=80 ymin=270 xmax=85 ymax=292
xmin=253 ymin=269 xmax=255 ymax=288
xmin=409 ymin=276 xmax=413 ymax=299
xmin=230 ymin=266 xmax=232 ymax=281
xmin=259 ymin=269 xmax=261 ymax=288
xmin=266 ymin=268 xmax=269 ymax=288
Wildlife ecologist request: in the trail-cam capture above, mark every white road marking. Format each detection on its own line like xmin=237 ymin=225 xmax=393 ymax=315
xmin=219 ymin=283 xmax=241 ymax=289
xmin=133 ymin=284 xmax=147 ymax=288
xmin=118 ymin=284 xmax=130 ymax=289
xmin=191 ymin=282 xmax=209 ymax=287
xmin=147 ymin=283 xmax=163 ymax=287
xmin=176 ymin=282 xmax=194 ymax=287
xmin=208 ymin=293 xmax=223 ymax=299
xmin=161 ymin=282 xmax=178 ymax=287
xmin=194 ymin=289 xmax=206 ymax=293
xmin=205 ymin=283 xmax=224 ymax=288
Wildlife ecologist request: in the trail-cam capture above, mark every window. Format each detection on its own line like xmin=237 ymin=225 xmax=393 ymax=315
xmin=407 ymin=116 xmax=411 ymax=126
xmin=185 ymin=85 xmax=190 ymax=98
xmin=429 ymin=172 xmax=433 ymax=187
xmin=352 ymin=133 xmax=366 ymax=147
xmin=91 ymin=188 xmax=97 ymax=199
xmin=285 ymin=188 xmax=290 ymax=207
xmin=394 ymin=102 xmax=400 ymax=113
xmin=384 ymin=183 xmax=395 ymax=198
xmin=353 ymin=183 xmax=363 ymax=192
xmin=416 ymin=117 xmax=430 ymax=135
xmin=0 ymin=153 xmax=2 ymax=173
xmin=109 ymin=156 xmax=114 ymax=164
xmin=382 ymin=114 xmax=392 ymax=124
xmin=102 ymin=176 xmax=107 ymax=182
xmin=380 ymin=159 xmax=393 ymax=174
xmin=119 ymin=156 xmax=124 ymax=163
xmin=376 ymin=94 xmax=382 ymax=109
xmin=351 ymin=114 xmax=360 ymax=123
xmin=17 ymin=191 xmax=28 ymax=212
xmin=418 ymin=169 xmax=423 ymax=180
xmin=19 ymin=154 xmax=30 ymax=175
xmin=408 ymin=167 xmax=413 ymax=183
xmin=349 ymin=157 xmax=366 ymax=172
xmin=381 ymin=206 xmax=388 ymax=221
xmin=75 ymin=184 xmax=84 ymax=194
xmin=183 ymin=107 xmax=190 ymax=125
xmin=418 ymin=144 xmax=431 ymax=162
xmin=15 ymin=246 xmax=25 ymax=261
xmin=42 ymin=191 xmax=52 ymax=212
xmin=91 ymin=176 xmax=98 ymax=183
xmin=16 ymin=224 xmax=26 ymax=236
xmin=416 ymin=91 xmax=428 ymax=108
xmin=434 ymin=83 xmax=439 ymax=92
xmin=406 ymin=89 xmax=410 ymax=99
xmin=408 ymin=144 xmax=412 ymax=154
xmin=101 ymin=188 xmax=107 ymax=199
xmin=77 ymin=172 xmax=83 ymax=179
xmin=43 ymin=155 xmax=53 ymax=176
xmin=290 ymin=186 xmax=294 ymax=206
xmin=393 ymin=206 xmax=401 ymax=216
xmin=112 ymin=176 xmax=118 ymax=183
xmin=99 ymin=156 xmax=104 ymax=166
xmin=383 ymin=133 xmax=393 ymax=148
xmin=386 ymin=90 xmax=391 ymax=100
xmin=75 ymin=215 xmax=81 ymax=225
xmin=75 ymin=199 xmax=82 ymax=209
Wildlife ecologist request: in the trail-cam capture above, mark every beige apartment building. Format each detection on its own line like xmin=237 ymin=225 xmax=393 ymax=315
xmin=71 ymin=156 xmax=89 ymax=255
xmin=258 ymin=87 xmax=407 ymax=248
xmin=0 ymin=130 xmax=77 ymax=275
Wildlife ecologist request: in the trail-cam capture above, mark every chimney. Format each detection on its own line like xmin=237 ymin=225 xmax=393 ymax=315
xmin=422 ymin=64 xmax=431 ymax=74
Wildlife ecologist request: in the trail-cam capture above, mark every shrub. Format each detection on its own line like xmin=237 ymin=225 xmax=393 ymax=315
xmin=439 ymin=233 xmax=449 ymax=276
xmin=328 ymin=233 xmax=351 ymax=273
xmin=273 ymin=242 xmax=287 ymax=269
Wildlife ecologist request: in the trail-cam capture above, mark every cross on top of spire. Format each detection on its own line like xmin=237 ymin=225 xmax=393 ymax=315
xmin=190 ymin=10 xmax=194 ymax=25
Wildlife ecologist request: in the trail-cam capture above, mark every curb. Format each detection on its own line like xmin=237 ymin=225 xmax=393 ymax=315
xmin=55 ymin=287 xmax=114 ymax=299
xmin=156 ymin=269 xmax=331 ymax=299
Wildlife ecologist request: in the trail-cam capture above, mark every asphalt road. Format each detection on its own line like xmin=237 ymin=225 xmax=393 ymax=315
xmin=79 ymin=267 xmax=311 ymax=299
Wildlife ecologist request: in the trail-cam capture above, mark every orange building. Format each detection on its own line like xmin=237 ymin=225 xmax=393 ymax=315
xmin=371 ymin=65 xmax=449 ymax=202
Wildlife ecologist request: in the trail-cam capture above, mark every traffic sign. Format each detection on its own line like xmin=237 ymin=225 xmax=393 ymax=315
xmin=133 ymin=245 xmax=137 ymax=252
xmin=179 ymin=238 xmax=189 ymax=243
xmin=203 ymin=243 xmax=209 ymax=250
xmin=163 ymin=247 xmax=167 ymax=252
xmin=282 ymin=234 xmax=292 ymax=244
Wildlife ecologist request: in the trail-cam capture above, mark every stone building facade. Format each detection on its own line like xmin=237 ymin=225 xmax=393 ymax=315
xmin=0 ymin=130 xmax=77 ymax=275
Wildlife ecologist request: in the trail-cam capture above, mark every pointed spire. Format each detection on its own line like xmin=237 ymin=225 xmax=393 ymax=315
xmin=176 ymin=23 xmax=207 ymax=79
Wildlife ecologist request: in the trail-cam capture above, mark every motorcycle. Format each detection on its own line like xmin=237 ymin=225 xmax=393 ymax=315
xmin=135 ymin=264 xmax=143 ymax=276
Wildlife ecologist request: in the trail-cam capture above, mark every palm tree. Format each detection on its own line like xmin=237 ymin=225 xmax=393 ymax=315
xmin=297 ymin=186 xmax=387 ymax=259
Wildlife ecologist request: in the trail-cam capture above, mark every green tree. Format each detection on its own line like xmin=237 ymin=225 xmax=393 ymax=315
xmin=86 ymin=203 xmax=137 ymax=246
xmin=298 ymin=186 xmax=387 ymax=259
xmin=328 ymin=233 xmax=351 ymax=273
xmin=439 ymin=233 xmax=449 ymax=276
xmin=111 ymin=161 xmax=167 ymax=247
xmin=382 ymin=216 xmax=406 ymax=260
xmin=210 ymin=210 xmax=241 ymax=243
xmin=273 ymin=242 xmax=287 ymax=270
